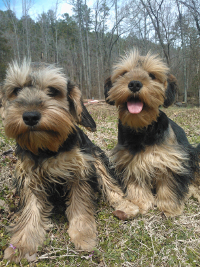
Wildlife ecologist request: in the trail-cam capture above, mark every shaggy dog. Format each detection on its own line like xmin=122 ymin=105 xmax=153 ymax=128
xmin=104 ymin=50 xmax=200 ymax=217
xmin=1 ymin=60 xmax=139 ymax=263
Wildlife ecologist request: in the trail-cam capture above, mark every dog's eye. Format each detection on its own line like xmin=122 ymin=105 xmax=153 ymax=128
xmin=13 ymin=87 xmax=22 ymax=96
xmin=149 ymin=73 xmax=156 ymax=80
xmin=121 ymin=71 xmax=127 ymax=76
xmin=47 ymin=87 xmax=60 ymax=97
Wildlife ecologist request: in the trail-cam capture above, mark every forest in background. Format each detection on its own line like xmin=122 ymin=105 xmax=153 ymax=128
xmin=0 ymin=0 xmax=200 ymax=103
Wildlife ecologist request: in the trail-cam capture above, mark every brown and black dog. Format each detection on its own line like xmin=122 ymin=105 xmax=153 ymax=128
xmin=1 ymin=60 xmax=139 ymax=263
xmin=105 ymin=50 xmax=200 ymax=217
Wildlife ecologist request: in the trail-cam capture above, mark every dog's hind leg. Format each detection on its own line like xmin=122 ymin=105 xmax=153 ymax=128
xmin=66 ymin=181 xmax=97 ymax=251
xmin=95 ymin=158 xmax=139 ymax=219
xmin=188 ymin=184 xmax=200 ymax=202
xmin=188 ymin=173 xmax=200 ymax=202
xmin=4 ymin=185 xmax=52 ymax=263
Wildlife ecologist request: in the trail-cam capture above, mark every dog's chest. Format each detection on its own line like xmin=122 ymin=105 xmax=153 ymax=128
xmin=113 ymin=140 xmax=187 ymax=185
xmin=17 ymin=148 xmax=93 ymax=183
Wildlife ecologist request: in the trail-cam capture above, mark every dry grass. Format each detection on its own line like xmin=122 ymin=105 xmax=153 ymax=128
xmin=0 ymin=104 xmax=200 ymax=267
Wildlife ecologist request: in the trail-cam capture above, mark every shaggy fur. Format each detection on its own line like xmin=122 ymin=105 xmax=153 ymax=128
xmin=1 ymin=60 xmax=139 ymax=263
xmin=105 ymin=49 xmax=200 ymax=217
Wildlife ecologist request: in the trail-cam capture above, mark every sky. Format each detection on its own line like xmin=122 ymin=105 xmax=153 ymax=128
xmin=0 ymin=0 xmax=73 ymax=19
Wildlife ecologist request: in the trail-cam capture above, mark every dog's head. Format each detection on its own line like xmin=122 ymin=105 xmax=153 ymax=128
xmin=104 ymin=50 xmax=177 ymax=129
xmin=1 ymin=60 xmax=96 ymax=154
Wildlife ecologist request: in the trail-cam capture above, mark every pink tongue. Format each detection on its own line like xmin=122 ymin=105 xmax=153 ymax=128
xmin=127 ymin=101 xmax=143 ymax=114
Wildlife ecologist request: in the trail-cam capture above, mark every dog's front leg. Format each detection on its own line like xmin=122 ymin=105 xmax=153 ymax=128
xmin=4 ymin=185 xmax=52 ymax=263
xmin=125 ymin=182 xmax=154 ymax=214
xmin=156 ymin=175 xmax=185 ymax=217
xmin=95 ymin=162 xmax=140 ymax=219
xmin=66 ymin=181 xmax=97 ymax=251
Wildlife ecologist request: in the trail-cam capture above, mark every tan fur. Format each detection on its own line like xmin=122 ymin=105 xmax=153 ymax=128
xmin=15 ymin=148 xmax=94 ymax=186
xmin=111 ymin=50 xmax=169 ymax=84
xmin=4 ymin=148 xmax=98 ymax=261
xmin=188 ymin=185 xmax=200 ymax=202
xmin=4 ymin=102 xmax=75 ymax=154
xmin=108 ymin=50 xmax=169 ymax=129
xmin=2 ymin=60 xmax=75 ymax=154
xmin=95 ymin=158 xmax=139 ymax=218
xmin=66 ymin=181 xmax=97 ymax=251
xmin=188 ymin=172 xmax=200 ymax=202
xmin=111 ymin=126 xmax=190 ymax=216
xmin=125 ymin=182 xmax=154 ymax=214
xmin=4 ymin=177 xmax=52 ymax=261
xmin=2 ymin=59 xmax=139 ymax=263
xmin=155 ymin=173 xmax=184 ymax=216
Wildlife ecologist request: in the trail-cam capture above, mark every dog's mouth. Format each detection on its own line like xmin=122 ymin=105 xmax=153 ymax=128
xmin=126 ymin=97 xmax=144 ymax=114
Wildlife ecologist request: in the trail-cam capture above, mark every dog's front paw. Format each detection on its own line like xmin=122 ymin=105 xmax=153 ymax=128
xmin=68 ymin=228 xmax=97 ymax=251
xmin=161 ymin=205 xmax=184 ymax=217
xmin=114 ymin=200 xmax=140 ymax=219
xmin=68 ymin=217 xmax=97 ymax=251
xmin=4 ymin=244 xmax=37 ymax=263
xmin=4 ymin=245 xmax=20 ymax=263
xmin=136 ymin=201 xmax=154 ymax=214
xmin=156 ymin=198 xmax=184 ymax=217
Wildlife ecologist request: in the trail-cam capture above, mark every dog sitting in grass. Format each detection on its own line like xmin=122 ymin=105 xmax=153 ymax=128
xmin=1 ymin=60 xmax=139 ymax=263
xmin=104 ymin=49 xmax=200 ymax=217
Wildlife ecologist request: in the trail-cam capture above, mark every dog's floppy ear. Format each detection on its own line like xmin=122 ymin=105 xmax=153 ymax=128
xmin=104 ymin=76 xmax=115 ymax=105
xmin=0 ymin=87 xmax=5 ymax=121
xmin=163 ymin=74 xmax=178 ymax=108
xmin=67 ymin=81 xmax=96 ymax=132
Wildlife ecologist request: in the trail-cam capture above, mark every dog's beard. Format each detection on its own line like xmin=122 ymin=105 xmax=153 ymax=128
xmin=119 ymin=105 xmax=159 ymax=129
xmin=4 ymin=106 xmax=75 ymax=154
xmin=118 ymin=94 xmax=162 ymax=129
xmin=16 ymin=130 xmax=70 ymax=154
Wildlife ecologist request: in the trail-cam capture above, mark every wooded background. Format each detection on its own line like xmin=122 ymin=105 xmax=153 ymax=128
xmin=0 ymin=0 xmax=200 ymax=103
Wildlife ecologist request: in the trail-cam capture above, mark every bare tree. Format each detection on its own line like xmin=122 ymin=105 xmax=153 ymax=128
xmin=180 ymin=0 xmax=200 ymax=36
xmin=71 ymin=0 xmax=92 ymax=97
xmin=175 ymin=0 xmax=187 ymax=103
xmin=22 ymin=0 xmax=33 ymax=58
xmin=140 ymin=0 xmax=175 ymax=65
xmin=2 ymin=0 xmax=20 ymax=60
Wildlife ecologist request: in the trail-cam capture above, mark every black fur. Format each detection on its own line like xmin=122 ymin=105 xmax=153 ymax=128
xmin=163 ymin=75 xmax=178 ymax=107
xmin=104 ymin=77 xmax=115 ymax=105
xmin=67 ymin=80 xmax=96 ymax=131
xmin=117 ymin=111 xmax=169 ymax=156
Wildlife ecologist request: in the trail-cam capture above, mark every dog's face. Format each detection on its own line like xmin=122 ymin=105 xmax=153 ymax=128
xmin=105 ymin=50 xmax=177 ymax=129
xmin=1 ymin=60 xmax=96 ymax=154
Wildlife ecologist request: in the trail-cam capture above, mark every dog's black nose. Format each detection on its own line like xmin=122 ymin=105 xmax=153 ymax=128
xmin=23 ymin=111 xmax=41 ymax=126
xmin=128 ymin=80 xmax=143 ymax=92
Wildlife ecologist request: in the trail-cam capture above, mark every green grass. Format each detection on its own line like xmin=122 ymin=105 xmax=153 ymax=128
xmin=0 ymin=105 xmax=200 ymax=266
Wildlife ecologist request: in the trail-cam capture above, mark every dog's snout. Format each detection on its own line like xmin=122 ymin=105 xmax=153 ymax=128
xmin=128 ymin=81 xmax=143 ymax=93
xmin=23 ymin=111 xmax=41 ymax=126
